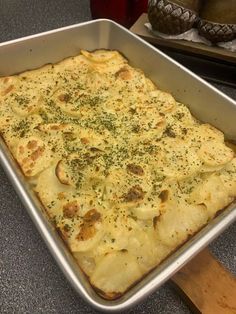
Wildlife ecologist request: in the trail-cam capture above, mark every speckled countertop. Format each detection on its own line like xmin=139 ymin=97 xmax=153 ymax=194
xmin=0 ymin=1 xmax=235 ymax=313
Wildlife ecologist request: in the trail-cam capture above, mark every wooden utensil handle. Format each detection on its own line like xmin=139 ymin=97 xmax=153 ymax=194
xmin=171 ymin=249 xmax=236 ymax=314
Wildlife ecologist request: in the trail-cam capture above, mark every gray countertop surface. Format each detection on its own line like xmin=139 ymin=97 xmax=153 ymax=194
xmin=0 ymin=1 xmax=235 ymax=313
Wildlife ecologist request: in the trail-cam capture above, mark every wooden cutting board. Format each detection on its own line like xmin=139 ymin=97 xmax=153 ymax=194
xmin=130 ymin=14 xmax=236 ymax=64
xmin=171 ymin=249 xmax=236 ymax=313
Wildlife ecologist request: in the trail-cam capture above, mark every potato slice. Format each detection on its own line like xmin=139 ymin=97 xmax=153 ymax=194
xmin=36 ymin=166 xmax=98 ymax=221
xmin=162 ymin=144 xmax=202 ymax=179
xmin=16 ymin=136 xmax=53 ymax=176
xmin=136 ymin=104 xmax=166 ymax=131
xmin=90 ymin=251 xmax=142 ymax=297
xmin=36 ymin=123 xmax=74 ymax=133
xmin=157 ymin=203 xmax=208 ymax=248
xmin=56 ymin=160 xmax=71 ymax=186
xmin=198 ymin=140 xmax=234 ymax=167
xmin=149 ymin=89 xmax=176 ymax=113
xmin=81 ymin=49 xmax=118 ymax=63
xmin=189 ymin=174 xmax=232 ymax=218
xmin=69 ymin=225 xmax=104 ymax=252
xmin=55 ymin=153 xmax=99 ymax=188
xmin=11 ymin=90 xmax=41 ymax=116
xmin=69 ymin=209 xmax=104 ymax=252
xmin=219 ymin=158 xmax=236 ymax=197
xmin=131 ymin=202 xmax=160 ymax=220
xmin=0 ymin=76 xmax=17 ymax=97
xmin=74 ymin=252 xmax=96 ymax=277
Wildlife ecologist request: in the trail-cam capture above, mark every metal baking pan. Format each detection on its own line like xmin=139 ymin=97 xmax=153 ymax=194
xmin=0 ymin=19 xmax=236 ymax=312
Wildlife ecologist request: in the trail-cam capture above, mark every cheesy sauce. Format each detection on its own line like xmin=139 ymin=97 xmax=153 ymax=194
xmin=0 ymin=50 xmax=235 ymax=299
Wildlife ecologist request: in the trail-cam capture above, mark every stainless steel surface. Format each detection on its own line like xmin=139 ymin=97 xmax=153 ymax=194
xmin=0 ymin=19 xmax=235 ymax=312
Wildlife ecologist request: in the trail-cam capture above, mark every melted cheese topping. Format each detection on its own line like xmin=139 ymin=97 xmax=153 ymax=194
xmin=0 ymin=50 xmax=235 ymax=299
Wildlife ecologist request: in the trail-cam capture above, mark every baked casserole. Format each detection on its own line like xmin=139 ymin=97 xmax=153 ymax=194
xmin=0 ymin=50 xmax=235 ymax=299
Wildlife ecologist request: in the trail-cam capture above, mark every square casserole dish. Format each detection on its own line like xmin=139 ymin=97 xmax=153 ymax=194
xmin=0 ymin=20 xmax=235 ymax=312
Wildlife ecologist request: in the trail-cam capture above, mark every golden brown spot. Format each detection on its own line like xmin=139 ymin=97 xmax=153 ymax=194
xmin=50 ymin=124 xmax=66 ymax=130
xmin=83 ymin=209 xmax=101 ymax=223
xmin=19 ymin=146 xmax=25 ymax=154
xmin=63 ymin=201 xmax=80 ymax=218
xmin=126 ymin=164 xmax=144 ymax=176
xmin=76 ymin=224 xmax=96 ymax=241
xmin=123 ymin=185 xmax=145 ymax=202
xmin=58 ymin=93 xmax=71 ymax=102
xmin=53 ymin=125 xmax=61 ymax=130
xmin=2 ymin=85 xmax=14 ymax=96
xmin=25 ymin=169 xmax=32 ymax=176
xmin=55 ymin=160 xmax=70 ymax=185
xmin=115 ymin=67 xmax=132 ymax=80
xmin=27 ymin=140 xmax=37 ymax=149
xmin=76 ymin=209 xmax=101 ymax=241
xmin=158 ymin=190 xmax=169 ymax=203
xmin=156 ymin=120 xmax=165 ymax=128
xmin=27 ymin=106 xmax=34 ymax=112
xmin=30 ymin=146 xmax=45 ymax=161
xmin=3 ymin=77 xmax=10 ymax=84
xmin=81 ymin=137 xmax=89 ymax=144
xmin=57 ymin=192 xmax=65 ymax=200
xmin=153 ymin=215 xmax=161 ymax=229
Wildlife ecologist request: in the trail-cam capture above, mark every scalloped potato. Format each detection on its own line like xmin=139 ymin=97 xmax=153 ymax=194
xmin=0 ymin=50 xmax=235 ymax=299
